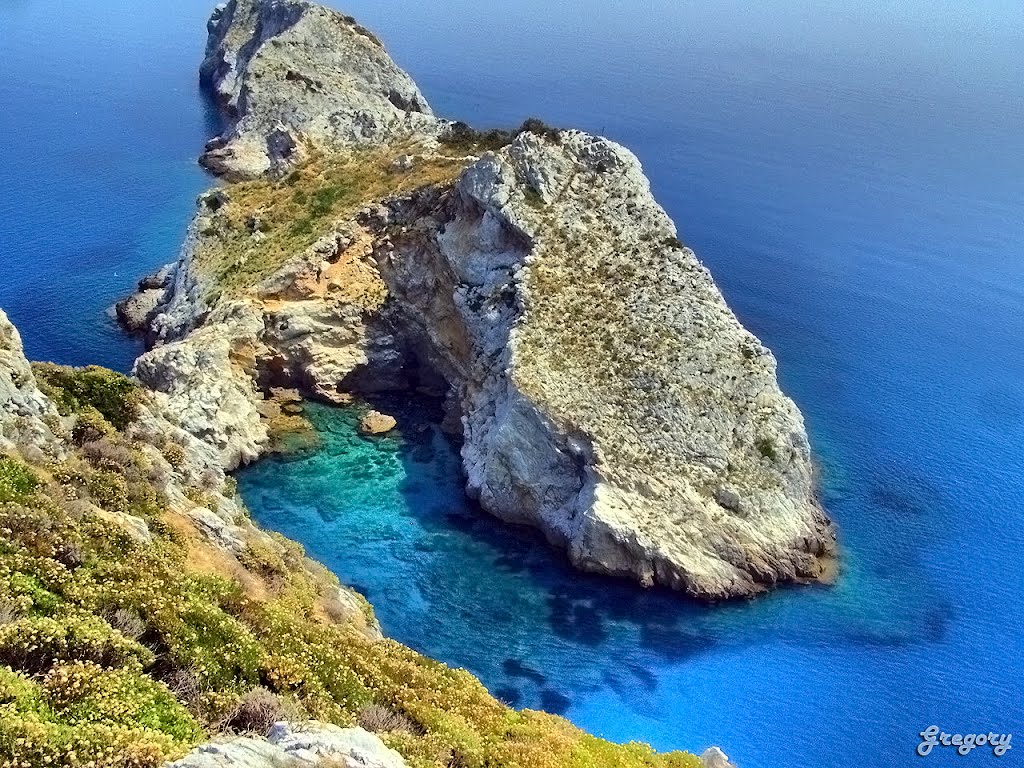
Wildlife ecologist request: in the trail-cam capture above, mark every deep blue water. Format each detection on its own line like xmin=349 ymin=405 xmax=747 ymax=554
xmin=4 ymin=1 xmax=1023 ymax=766
xmin=0 ymin=1 xmax=217 ymax=370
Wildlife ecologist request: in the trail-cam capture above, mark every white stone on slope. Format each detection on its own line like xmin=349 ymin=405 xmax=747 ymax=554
xmin=167 ymin=722 xmax=407 ymax=768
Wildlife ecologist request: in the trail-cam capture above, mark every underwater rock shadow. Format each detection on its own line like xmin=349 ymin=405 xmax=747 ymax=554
xmin=368 ymin=395 xmax=736 ymax=659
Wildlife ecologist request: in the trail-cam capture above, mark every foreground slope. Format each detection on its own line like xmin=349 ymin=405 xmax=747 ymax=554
xmin=127 ymin=0 xmax=835 ymax=600
xmin=1 ymin=307 xmax=708 ymax=767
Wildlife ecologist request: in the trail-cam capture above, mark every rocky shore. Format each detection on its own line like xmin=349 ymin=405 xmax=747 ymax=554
xmin=120 ymin=0 xmax=836 ymax=601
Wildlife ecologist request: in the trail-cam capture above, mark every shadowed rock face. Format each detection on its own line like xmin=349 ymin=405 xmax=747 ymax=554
xmin=127 ymin=0 xmax=836 ymax=600
xmin=199 ymin=0 xmax=441 ymax=179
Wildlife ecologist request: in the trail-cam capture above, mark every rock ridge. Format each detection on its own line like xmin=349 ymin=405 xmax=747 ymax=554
xmin=199 ymin=0 xmax=441 ymax=179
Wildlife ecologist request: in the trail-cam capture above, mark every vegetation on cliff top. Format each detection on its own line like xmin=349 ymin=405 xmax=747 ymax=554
xmin=192 ymin=119 xmax=562 ymax=302
xmin=193 ymin=140 xmax=471 ymax=298
xmin=0 ymin=366 xmax=701 ymax=768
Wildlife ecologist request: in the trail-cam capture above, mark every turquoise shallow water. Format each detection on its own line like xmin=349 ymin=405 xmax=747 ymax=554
xmin=2 ymin=0 xmax=1023 ymax=765
xmin=238 ymin=387 xmax=1018 ymax=766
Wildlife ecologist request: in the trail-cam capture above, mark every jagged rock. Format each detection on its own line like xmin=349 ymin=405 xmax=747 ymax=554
xmin=359 ymin=410 xmax=396 ymax=435
xmin=324 ymin=586 xmax=383 ymax=640
xmin=165 ymin=738 xmax=282 ymax=768
xmin=133 ymin=305 xmax=269 ymax=470
xmin=167 ymin=722 xmax=407 ymax=768
xmin=91 ymin=506 xmax=153 ymax=544
xmin=187 ymin=506 xmax=246 ymax=553
xmin=701 ymin=746 xmax=737 ymax=768
xmin=116 ymin=288 xmax=167 ymax=333
xmin=0 ymin=309 xmax=63 ymax=458
xmin=140 ymin=264 xmax=176 ymax=291
xmin=268 ymin=721 xmax=406 ymax=767
xmin=198 ymin=0 xmax=442 ymax=179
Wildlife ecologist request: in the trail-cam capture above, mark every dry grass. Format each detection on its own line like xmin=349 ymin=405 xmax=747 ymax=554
xmin=222 ymin=686 xmax=285 ymax=736
xmin=357 ymin=703 xmax=420 ymax=735
xmin=194 ymin=140 xmax=472 ymax=296
xmin=163 ymin=509 xmax=272 ymax=603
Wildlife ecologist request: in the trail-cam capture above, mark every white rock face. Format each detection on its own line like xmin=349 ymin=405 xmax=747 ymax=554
xmin=423 ymin=131 xmax=835 ymax=598
xmin=134 ymin=305 xmax=269 ymax=470
xmin=701 ymin=746 xmax=738 ymax=768
xmin=167 ymin=722 xmax=407 ymax=768
xmin=199 ymin=0 xmax=442 ymax=178
xmin=0 ymin=309 xmax=62 ymax=458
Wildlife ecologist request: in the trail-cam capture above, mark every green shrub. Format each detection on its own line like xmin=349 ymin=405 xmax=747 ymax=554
xmin=145 ymin=595 xmax=264 ymax=691
xmin=72 ymin=406 xmax=117 ymax=445
xmin=0 ymin=501 xmax=77 ymax=559
xmin=0 ymin=614 xmax=154 ymax=675
xmin=238 ymin=540 xmax=288 ymax=579
xmin=162 ymin=442 xmax=187 ymax=470
xmin=33 ymin=364 xmax=143 ymax=431
xmin=0 ymin=663 xmax=188 ymax=767
xmin=756 ymin=437 xmax=778 ymax=461
xmin=516 ymin=117 xmax=562 ymax=143
xmin=2 ymin=571 xmax=64 ymax=615
xmin=87 ymin=470 xmax=131 ymax=516
xmin=440 ymin=117 xmax=562 ymax=154
xmin=0 ymin=456 xmax=39 ymax=504
xmin=439 ymin=122 xmax=514 ymax=151
xmin=42 ymin=661 xmax=202 ymax=743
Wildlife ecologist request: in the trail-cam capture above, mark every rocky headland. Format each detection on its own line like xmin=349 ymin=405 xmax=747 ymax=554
xmin=123 ymin=0 xmax=836 ymax=602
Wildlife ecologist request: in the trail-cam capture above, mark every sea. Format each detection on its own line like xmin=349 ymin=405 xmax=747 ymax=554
xmin=1 ymin=1 xmax=1021 ymax=766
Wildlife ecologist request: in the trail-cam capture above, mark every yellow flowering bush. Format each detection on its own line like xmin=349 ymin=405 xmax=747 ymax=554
xmin=42 ymin=662 xmax=201 ymax=743
xmin=0 ymin=665 xmax=188 ymax=768
xmin=0 ymin=362 xmax=702 ymax=768
xmin=0 ymin=614 xmax=153 ymax=674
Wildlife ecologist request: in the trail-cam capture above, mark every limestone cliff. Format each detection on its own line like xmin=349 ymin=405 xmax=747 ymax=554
xmin=0 ymin=310 xmax=63 ymax=460
xmin=125 ymin=0 xmax=835 ymax=600
xmin=199 ymin=0 xmax=441 ymax=179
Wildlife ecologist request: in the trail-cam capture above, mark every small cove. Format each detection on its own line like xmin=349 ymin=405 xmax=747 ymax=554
xmin=237 ymin=396 xmax=973 ymax=765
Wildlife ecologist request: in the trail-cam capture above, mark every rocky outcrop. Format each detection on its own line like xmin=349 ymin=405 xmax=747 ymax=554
xmin=170 ymin=722 xmax=731 ymax=768
xmin=701 ymin=747 xmax=738 ymax=768
xmin=422 ymin=132 xmax=836 ymax=599
xmin=359 ymin=409 xmax=396 ymax=435
xmin=0 ymin=309 xmax=62 ymax=459
xmin=199 ymin=0 xmax=442 ymax=179
xmin=123 ymin=0 xmax=835 ymax=600
xmin=115 ymin=265 xmax=176 ymax=332
xmin=169 ymin=722 xmax=408 ymax=768
xmin=134 ymin=301 xmax=269 ymax=470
